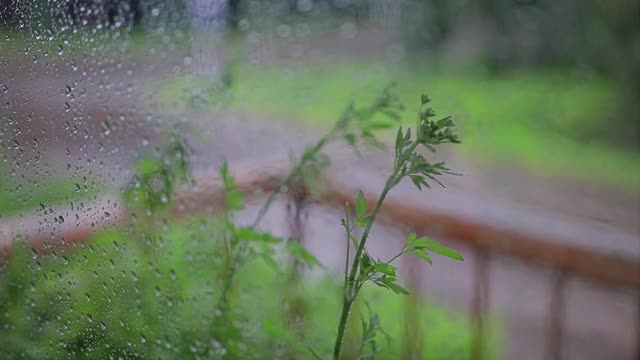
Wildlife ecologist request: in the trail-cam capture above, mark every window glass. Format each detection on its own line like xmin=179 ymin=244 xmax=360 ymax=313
xmin=1 ymin=1 xmax=638 ymax=359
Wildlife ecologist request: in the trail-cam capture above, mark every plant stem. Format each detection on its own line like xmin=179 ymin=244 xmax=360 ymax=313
xmin=333 ymin=296 xmax=354 ymax=360
xmin=251 ymin=127 xmax=336 ymax=229
xmin=348 ymin=140 xmax=418 ymax=283
xmin=385 ymin=249 xmax=408 ymax=265
xmin=213 ymin=125 xmax=341 ymax=349
xmin=332 ymin=181 xmax=392 ymax=360
xmin=343 ymin=208 xmax=351 ymax=290
xmin=332 ymin=139 xmax=419 ymax=360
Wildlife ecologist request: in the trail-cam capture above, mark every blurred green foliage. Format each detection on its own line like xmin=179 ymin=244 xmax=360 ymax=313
xmin=124 ymin=133 xmax=191 ymax=215
xmin=0 ymin=216 xmax=500 ymax=359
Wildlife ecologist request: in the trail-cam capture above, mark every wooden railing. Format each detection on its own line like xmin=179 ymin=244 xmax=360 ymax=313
xmin=1 ymin=160 xmax=639 ymax=359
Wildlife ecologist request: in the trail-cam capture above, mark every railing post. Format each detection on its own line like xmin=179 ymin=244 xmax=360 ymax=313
xmin=285 ymin=180 xmax=308 ymax=360
xmin=547 ymin=271 xmax=567 ymax=360
xmin=402 ymin=253 xmax=424 ymax=360
xmin=636 ymin=293 xmax=640 ymax=360
xmin=470 ymin=248 xmax=491 ymax=360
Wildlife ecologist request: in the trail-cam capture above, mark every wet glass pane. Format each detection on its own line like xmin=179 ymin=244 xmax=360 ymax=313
xmin=1 ymin=1 xmax=638 ymax=359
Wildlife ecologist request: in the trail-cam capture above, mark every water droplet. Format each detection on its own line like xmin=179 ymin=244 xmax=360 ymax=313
xmin=151 ymin=8 xmax=160 ymax=16
xmin=101 ymin=120 xmax=111 ymax=136
xmin=58 ymin=215 xmax=64 ymax=223
xmin=32 ymin=55 xmax=38 ymax=63
xmin=140 ymin=334 xmax=147 ymax=343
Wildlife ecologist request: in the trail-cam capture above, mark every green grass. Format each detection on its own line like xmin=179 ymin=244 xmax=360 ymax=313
xmin=0 ymin=171 xmax=103 ymax=217
xmin=0 ymin=216 xmax=500 ymax=359
xmin=155 ymin=61 xmax=640 ymax=191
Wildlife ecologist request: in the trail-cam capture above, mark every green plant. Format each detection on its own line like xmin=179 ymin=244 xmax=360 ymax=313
xmin=207 ymin=84 xmax=410 ymax=358
xmin=327 ymin=94 xmax=464 ymax=360
xmin=132 ymin=86 xmax=464 ymax=359
xmin=207 ymin=86 xmax=464 ymax=359
xmin=0 ymin=216 xmax=491 ymax=359
xmin=124 ymin=132 xmax=191 ymax=215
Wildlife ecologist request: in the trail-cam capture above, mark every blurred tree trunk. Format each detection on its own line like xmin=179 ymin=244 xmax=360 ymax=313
xmin=190 ymin=0 xmax=228 ymax=81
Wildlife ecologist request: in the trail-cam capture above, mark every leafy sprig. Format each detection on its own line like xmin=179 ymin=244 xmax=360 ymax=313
xmin=212 ymin=85 xmax=408 ymax=359
xmin=124 ymin=132 xmax=191 ymax=214
xmin=330 ymin=94 xmax=463 ymax=360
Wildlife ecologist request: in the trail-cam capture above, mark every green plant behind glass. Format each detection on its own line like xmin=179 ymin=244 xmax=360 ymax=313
xmin=322 ymin=94 xmax=464 ymax=360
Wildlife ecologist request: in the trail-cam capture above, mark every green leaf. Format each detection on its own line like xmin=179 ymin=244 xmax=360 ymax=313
xmin=410 ymin=248 xmax=432 ymax=264
xmin=378 ymin=277 xmax=410 ymax=295
xmin=356 ymin=215 xmax=372 ymax=228
xmin=404 ymin=127 xmax=412 ymax=142
xmin=405 ymin=233 xmax=417 ymax=246
xmin=235 ymin=227 xmax=282 ymax=243
xmin=355 ymin=191 xmax=367 ymax=220
xmin=423 ymin=108 xmax=436 ymax=118
xmin=287 ymin=240 xmax=321 ymax=267
xmin=372 ymin=263 xmax=397 ymax=277
xmin=261 ymin=252 xmax=282 ymax=272
xmin=414 ymin=237 xmax=463 ymax=261
xmin=360 ymin=252 xmax=373 ymax=276
xmin=220 ymin=160 xmax=230 ymax=183
xmin=225 ymin=190 xmax=244 ymax=211
xmin=348 ymin=233 xmax=359 ymax=247
xmin=395 ymin=126 xmax=404 ymax=154
xmin=386 ymin=281 xmax=409 ymax=295
xmin=308 ymin=346 xmax=323 ymax=360
xmin=409 ymin=175 xmax=428 ymax=191
xmin=137 ymin=157 xmax=163 ymax=177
